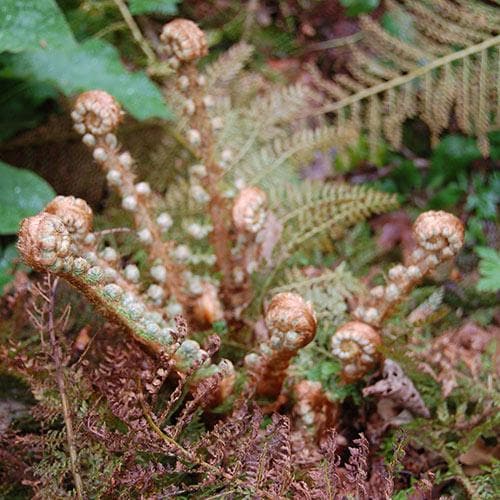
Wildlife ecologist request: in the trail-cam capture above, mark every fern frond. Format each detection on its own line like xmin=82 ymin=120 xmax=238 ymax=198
xmin=205 ymin=42 xmax=254 ymax=89
xmin=271 ymin=262 xmax=363 ymax=325
xmin=246 ymin=83 xmax=321 ymax=126
xmin=316 ymin=0 xmax=500 ymax=156
xmin=245 ymin=126 xmax=356 ymax=187
xmin=164 ymin=177 xmax=202 ymax=218
xmin=407 ymin=287 xmax=445 ymax=325
xmin=271 ymin=181 xmax=399 ymax=256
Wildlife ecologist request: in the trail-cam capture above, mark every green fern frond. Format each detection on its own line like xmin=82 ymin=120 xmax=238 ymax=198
xmin=271 ymin=181 xmax=399 ymax=256
xmin=164 ymin=177 xmax=204 ymax=218
xmin=238 ymin=126 xmax=355 ymax=189
xmin=205 ymin=42 xmax=254 ymax=89
xmin=271 ymin=262 xmax=363 ymax=325
xmin=315 ymin=0 xmax=500 ymax=157
xmin=252 ymin=125 xmax=357 ymax=184
xmin=246 ymin=83 xmax=320 ymax=126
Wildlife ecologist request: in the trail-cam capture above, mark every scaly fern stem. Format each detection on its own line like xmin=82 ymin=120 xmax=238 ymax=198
xmin=93 ymin=135 xmax=190 ymax=311
xmin=315 ymin=35 xmax=500 ymax=115
xmin=47 ymin=276 xmax=84 ymax=499
xmin=182 ymin=65 xmax=236 ymax=311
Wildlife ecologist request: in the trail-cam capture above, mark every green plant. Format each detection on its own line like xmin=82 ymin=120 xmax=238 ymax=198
xmin=312 ymin=0 xmax=499 ymax=158
xmin=476 ymin=247 xmax=500 ymax=293
xmin=340 ymin=0 xmax=380 ymax=17
xmin=1 ymin=3 xmax=498 ymax=498
xmin=0 ymin=0 xmax=171 ymax=142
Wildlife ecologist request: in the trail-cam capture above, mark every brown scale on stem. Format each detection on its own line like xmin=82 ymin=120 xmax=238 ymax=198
xmin=17 ymin=211 xmax=235 ymax=401
xmin=44 ymin=195 xmax=93 ymax=243
xmin=292 ymin=380 xmax=339 ymax=439
xmin=330 ymin=321 xmax=382 ymax=383
xmin=160 ymin=20 xmax=238 ymax=316
xmin=160 ymin=19 xmax=208 ymax=64
xmin=192 ymin=282 xmax=224 ymax=326
xmin=230 ymin=187 xmax=269 ymax=315
xmin=72 ymin=90 xmax=190 ymax=314
xmin=353 ymin=210 xmax=465 ymax=327
xmin=331 ymin=210 xmax=465 ymax=381
xmin=42 ymin=196 xmax=141 ymax=296
xmin=245 ymin=292 xmax=317 ymax=398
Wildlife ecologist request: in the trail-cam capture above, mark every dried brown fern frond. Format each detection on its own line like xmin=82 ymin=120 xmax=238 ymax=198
xmin=295 ymin=430 xmax=396 ymax=499
xmin=315 ymin=0 xmax=499 ymax=156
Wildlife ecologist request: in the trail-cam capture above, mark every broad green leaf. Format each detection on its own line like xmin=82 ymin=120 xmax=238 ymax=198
xmin=476 ymin=247 xmax=500 ymax=293
xmin=0 ymin=161 xmax=56 ymax=235
xmin=2 ymin=39 xmax=172 ymax=120
xmin=0 ymin=243 xmax=18 ymax=292
xmin=0 ymin=0 xmax=76 ymax=53
xmin=129 ymin=0 xmax=180 ymax=15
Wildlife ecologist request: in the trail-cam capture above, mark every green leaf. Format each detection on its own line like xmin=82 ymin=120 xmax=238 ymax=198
xmin=2 ymin=39 xmax=172 ymax=120
xmin=476 ymin=247 xmax=500 ymax=293
xmin=466 ymin=216 xmax=486 ymax=246
xmin=340 ymin=0 xmax=380 ymax=17
xmin=128 ymin=0 xmax=180 ymax=15
xmin=390 ymin=159 xmax=422 ymax=193
xmin=428 ymin=182 xmax=464 ymax=209
xmin=489 ymin=130 xmax=500 ymax=161
xmin=0 ymin=161 xmax=56 ymax=235
xmin=465 ymin=173 xmax=499 ymax=220
xmin=0 ymin=243 xmax=18 ymax=292
xmin=428 ymin=135 xmax=481 ymax=189
xmin=0 ymin=0 xmax=76 ymax=53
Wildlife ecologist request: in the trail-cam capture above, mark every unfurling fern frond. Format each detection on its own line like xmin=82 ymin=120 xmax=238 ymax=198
xmin=271 ymin=262 xmax=363 ymax=325
xmin=316 ymin=0 xmax=499 ymax=157
xmin=271 ymin=181 xmax=399 ymax=256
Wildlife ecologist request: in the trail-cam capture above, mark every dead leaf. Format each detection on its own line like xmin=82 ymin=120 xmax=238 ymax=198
xmin=459 ymin=437 xmax=500 ymax=476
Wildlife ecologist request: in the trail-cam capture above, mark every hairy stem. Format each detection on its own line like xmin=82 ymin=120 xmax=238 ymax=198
xmin=112 ymin=0 xmax=156 ymax=63
xmin=183 ymin=64 xmax=235 ymax=309
xmin=47 ymin=276 xmax=84 ymax=499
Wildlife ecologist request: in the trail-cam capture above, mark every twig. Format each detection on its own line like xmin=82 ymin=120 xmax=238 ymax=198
xmin=46 ymin=275 xmax=84 ymax=499
xmin=305 ymin=32 xmax=363 ymax=52
xmin=92 ymin=20 xmax=127 ymax=40
xmin=242 ymin=0 xmax=258 ymax=41
xmin=112 ymin=0 xmax=157 ymax=64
